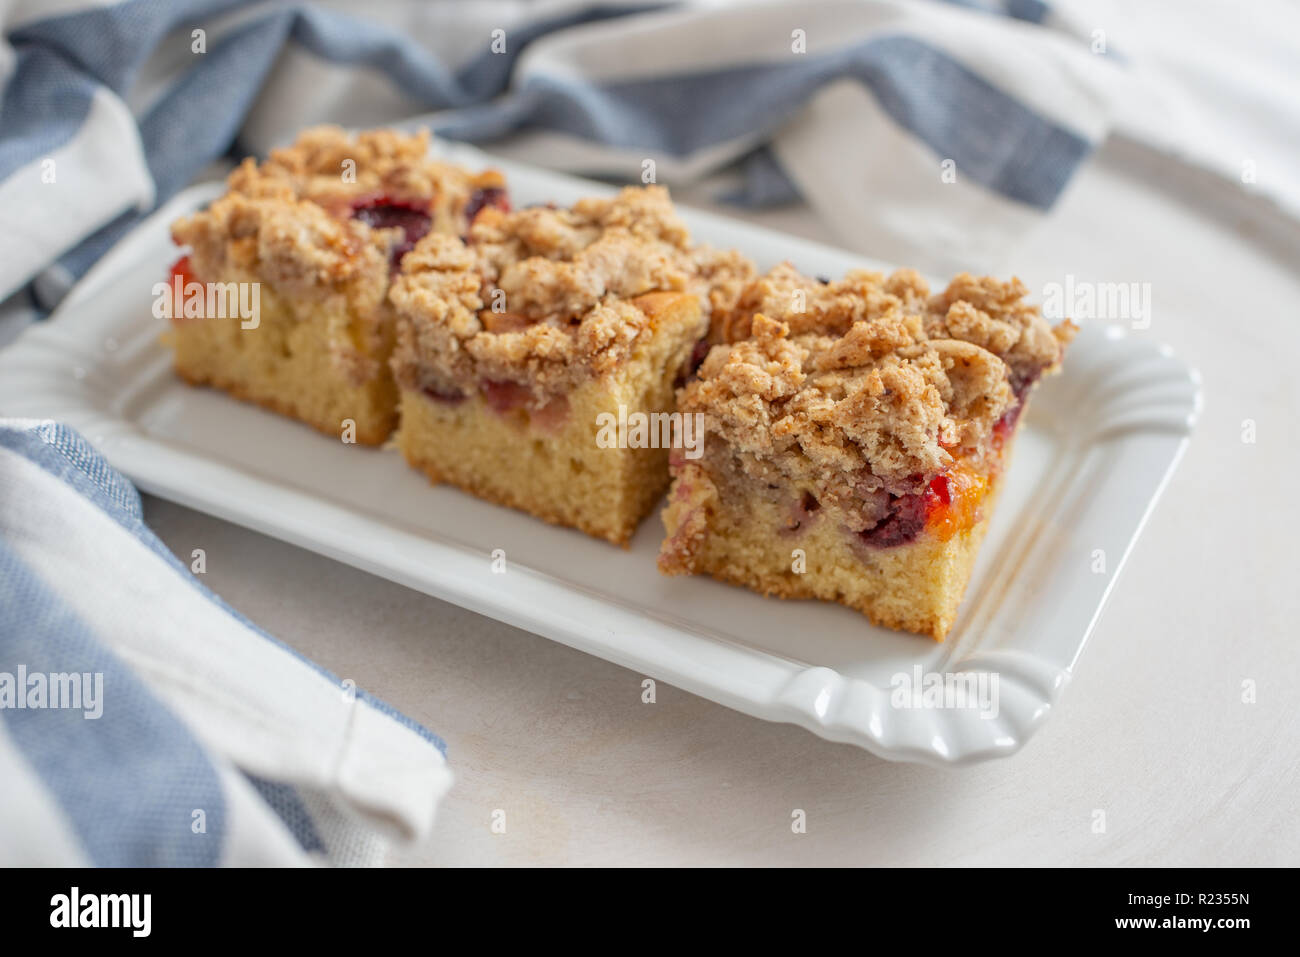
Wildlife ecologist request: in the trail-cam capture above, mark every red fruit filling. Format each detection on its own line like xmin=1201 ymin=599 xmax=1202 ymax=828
xmin=350 ymin=196 xmax=431 ymax=267
xmin=529 ymin=394 xmax=570 ymax=433
xmin=925 ymin=465 xmax=989 ymax=542
xmin=782 ymin=490 xmax=822 ymax=535
xmin=480 ymin=379 xmax=568 ymax=432
xmin=464 ymin=186 xmax=510 ymax=225
xmin=858 ymin=374 xmax=1034 ymax=548
xmin=165 ymin=256 xmax=201 ymax=323
xmin=170 ymin=255 xmax=194 ymax=286
xmin=929 ymin=474 xmax=952 ymax=506
xmin=481 ymin=379 xmax=531 ymax=413
xmin=859 ymin=491 xmax=929 ymax=548
xmin=422 ymin=384 xmax=467 ymax=405
xmin=992 ymin=392 xmax=1029 ymax=451
xmin=859 ymin=462 xmax=991 ymax=549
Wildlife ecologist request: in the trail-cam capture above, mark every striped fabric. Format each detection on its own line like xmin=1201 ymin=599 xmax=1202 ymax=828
xmin=0 ymin=0 xmax=1128 ymax=310
xmin=0 ymin=420 xmax=453 ymax=866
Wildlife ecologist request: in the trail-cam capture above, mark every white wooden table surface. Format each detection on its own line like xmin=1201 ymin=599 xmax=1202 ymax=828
xmin=137 ymin=137 xmax=1300 ymax=866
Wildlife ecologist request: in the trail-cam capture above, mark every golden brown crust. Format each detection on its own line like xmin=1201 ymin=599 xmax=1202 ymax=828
xmin=389 ymin=187 xmax=727 ymax=405
xmin=173 ymin=362 xmax=394 ymax=446
xmin=167 ymin=126 xmax=508 ymax=443
xmin=659 ymin=487 xmax=996 ymax=640
xmin=657 ymin=461 xmax=720 ymax=575
xmin=221 ymin=125 xmax=504 ymax=233
xmin=710 ymin=263 xmax=931 ymax=344
xmin=171 ymin=125 xmax=504 ymax=321
xmin=660 ymin=264 xmax=1070 ymax=638
xmin=658 ymin=427 xmax=1017 ymax=640
xmin=685 ymin=266 xmax=1071 ymax=487
xmin=403 ymin=448 xmax=645 ymax=547
xmin=692 ymin=247 xmax=760 ymax=322
xmin=173 ymin=190 xmax=388 ymax=304
xmin=396 ymin=289 xmax=702 ymax=547
xmin=468 ymin=185 xmax=694 ymax=318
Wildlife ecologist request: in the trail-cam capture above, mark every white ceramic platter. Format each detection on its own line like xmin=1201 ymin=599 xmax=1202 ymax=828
xmin=0 ymin=149 xmax=1200 ymax=764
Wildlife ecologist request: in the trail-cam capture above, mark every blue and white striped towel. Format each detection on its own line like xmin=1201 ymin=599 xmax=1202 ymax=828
xmin=5 ymin=0 xmax=1297 ymax=314
xmin=0 ymin=0 xmax=1138 ymax=311
xmin=0 ymin=420 xmax=453 ymax=866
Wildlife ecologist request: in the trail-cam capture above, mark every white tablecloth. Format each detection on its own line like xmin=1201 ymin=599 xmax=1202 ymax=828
xmin=137 ymin=134 xmax=1300 ymax=866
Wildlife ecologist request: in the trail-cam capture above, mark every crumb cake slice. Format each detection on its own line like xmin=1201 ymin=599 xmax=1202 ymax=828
xmin=166 ymin=126 xmax=508 ymax=444
xmin=389 ymin=186 xmax=720 ymax=545
xmin=659 ymin=264 xmax=1075 ymax=639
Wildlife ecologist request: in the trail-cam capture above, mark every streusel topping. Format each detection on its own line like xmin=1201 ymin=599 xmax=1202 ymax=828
xmin=693 ymin=246 xmax=759 ymax=323
xmin=683 ymin=267 xmax=1074 ymax=486
xmin=711 ymin=263 xmax=1066 ymax=391
xmin=225 ymin=125 xmax=503 ymax=228
xmin=389 ymin=186 xmax=726 ymax=402
xmin=173 ymin=191 xmax=390 ymax=302
xmin=389 ymin=233 xmax=659 ymax=401
xmin=466 ymin=186 xmax=695 ymax=320
xmin=172 ymin=126 xmax=506 ymax=302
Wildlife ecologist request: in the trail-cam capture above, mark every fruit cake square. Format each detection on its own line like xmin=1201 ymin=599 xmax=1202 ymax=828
xmin=388 ymin=186 xmax=744 ymax=545
xmin=658 ymin=264 xmax=1075 ymax=639
xmin=166 ymin=126 xmax=507 ymax=444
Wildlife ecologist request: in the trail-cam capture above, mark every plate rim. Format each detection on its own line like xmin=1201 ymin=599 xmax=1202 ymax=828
xmin=0 ymin=176 xmax=1202 ymax=766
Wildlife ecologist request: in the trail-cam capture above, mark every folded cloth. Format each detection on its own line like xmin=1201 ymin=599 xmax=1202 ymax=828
xmin=0 ymin=0 xmax=1132 ymax=308
xmin=0 ymin=419 xmax=453 ymax=866
xmin=5 ymin=0 xmax=1298 ymax=309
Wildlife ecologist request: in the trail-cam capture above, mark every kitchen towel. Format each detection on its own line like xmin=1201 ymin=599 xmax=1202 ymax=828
xmin=0 ymin=419 xmax=453 ymax=866
xmin=0 ymin=0 xmax=1137 ymax=308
